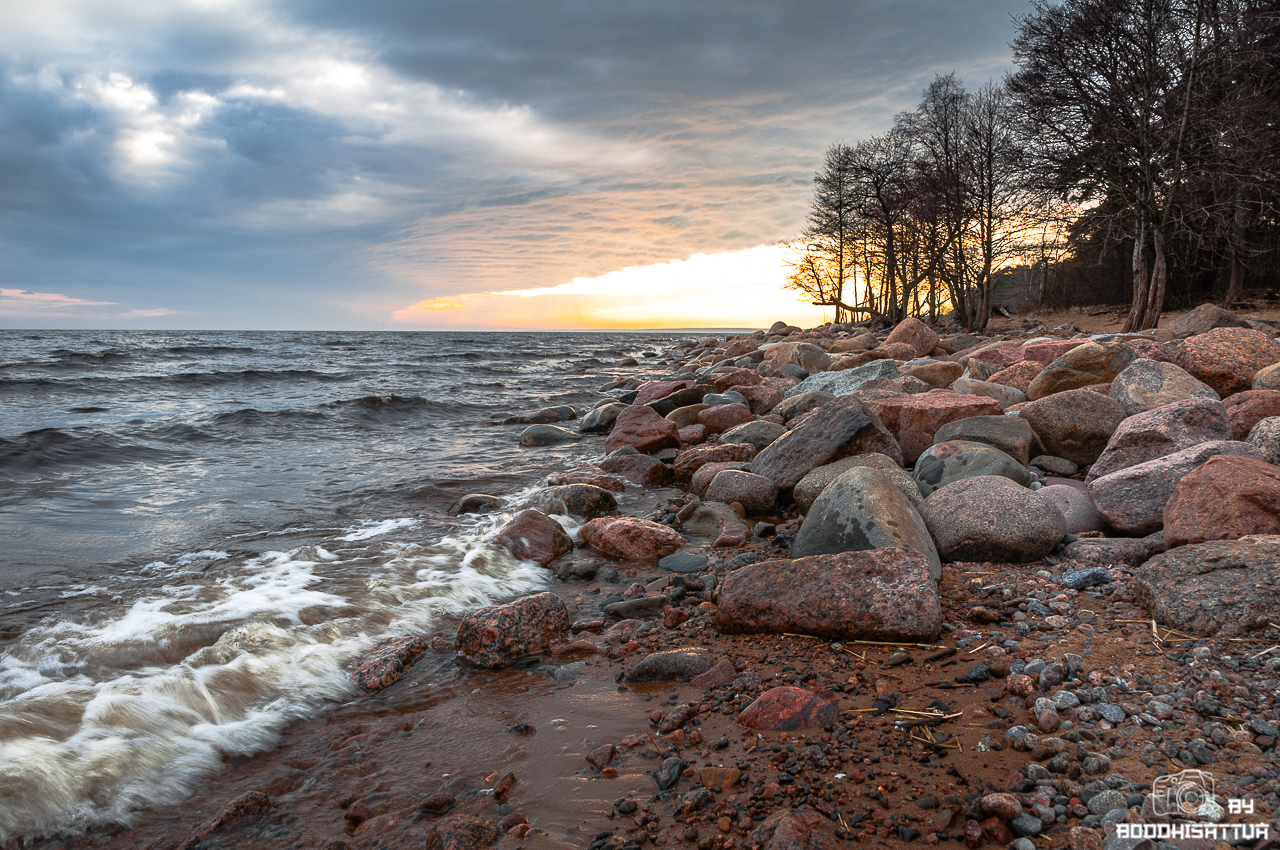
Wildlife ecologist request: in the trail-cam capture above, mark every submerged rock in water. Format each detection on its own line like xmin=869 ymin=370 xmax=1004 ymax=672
xmin=448 ymin=494 xmax=503 ymax=516
xmin=517 ymin=424 xmax=579 ymax=446
xmin=533 ymin=484 xmax=617 ymax=519
xmin=493 ymin=509 xmax=573 ymax=566
xmin=350 ymin=635 xmax=430 ymax=694
xmin=455 ymin=592 xmax=570 ymax=668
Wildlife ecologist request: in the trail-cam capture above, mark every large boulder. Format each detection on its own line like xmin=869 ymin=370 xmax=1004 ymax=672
xmin=493 ymin=510 xmax=573 ymax=566
xmin=1133 ymin=539 xmax=1280 ymax=636
xmin=792 ymin=468 xmax=940 ymax=578
xmin=697 ymin=403 xmax=754 ymax=434
xmin=1023 ymin=339 xmax=1088 ymax=365
xmin=862 ymin=394 xmax=1003 ymax=465
xmin=456 ymin=592 xmax=570 ymax=668
xmin=913 ymin=440 xmax=1034 ymax=498
xmin=714 ymin=549 xmax=942 ymax=641
xmin=1165 ymin=303 xmax=1251 ymax=338
xmin=718 ymin=420 xmax=786 ymax=452
xmin=782 ymin=360 xmax=900 ymax=399
xmin=900 ymin=360 xmax=964 ymax=388
xmin=989 ymin=361 xmax=1044 ymax=394
xmin=1088 ymin=440 xmax=1264 ymax=534
xmin=518 ymin=424 xmax=579 ymax=446
xmin=605 ymin=404 xmax=680 ymax=454
xmin=1108 ymin=358 xmax=1219 ymax=417
xmin=920 ymin=476 xmax=1066 ymax=563
xmin=1223 ymin=390 xmax=1280 ymax=440
xmin=949 ymin=377 xmax=1028 ymax=409
xmin=933 ymin=415 xmax=1039 ymax=467
xmin=1037 ymin=485 xmax=1109 ymax=535
xmin=1163 ymin=455 xmax=1280 ymax=546
xmin=883 ymin=317 xmax=940 ymax=358
xmin=774 ymin=390 xmax=835 ymax=421
xmin=1175 ymin=328 xmax=1280 ymax=397
xmin=673 ymin=442 xmax=757 ymax=486
xmin=533 ymin=484 xmax=617 ymax=519
xmin=1019 ymin=389 xmax=1126 ymax=466
xmin=793 ymin=453 xmax=919 ymax=513
xmin=708 ymin=367 xmax=763 ymax=393
xmin=1059 ymin=536 xmax=1166 ymax=568
xmin=735 ymin=384 xmax=784 ymax=415
xmin=703 ymin=470 xmax=779 ymax=514
xmin=1249 ymin=417 xmax=1280 ymax=464
xmin=1255 ymin=362 xmax=1280 ymax=391
xmin=579 ymin=516 xmax=687 ymax=559
xmin=690 ymin=460 xmax=753 ymax=496
xmin=1086 ymin=397 xmax=1231 ymax=483
xmin=750 ymin=395 xmax=903 ymax=493
xmin=599 ymin=450 xmax=674 ymax=487
xmin=1026 ymin=340 xmax=1137 ymax=400
xmin=761 ymin=342 xmax=832 ymax=376
xmin=665 ymin=403 xmax=710 ymax=429
xmin=635 ymin=379 xmax=693 ymax=406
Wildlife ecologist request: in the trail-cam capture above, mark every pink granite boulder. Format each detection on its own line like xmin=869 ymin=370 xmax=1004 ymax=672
xmin=599 ymin=451 xmax=674 ymax=487
xmin=703 ymin=470 xmax=778 ymax=514
xmin=1175 ymin=328 xmax=1280 ymax=397
xmin=605 ymin=404 xmax=680 ymax=454
xmin=697 ymin=402 xmax=755 ymax=434
xmin=1086 ymin=397 xmax=1231 ymax=482
xmin=883 ymin=317 xmax=940 ymax=358
xmin=708 ymin=367 xmax=763 ymax=393
xmin=493 ymin=509 xmax=574 ymax=566
xmin=1223 ymin=390 xmax=1280 ymax=441
xmin=736 ymin=686 xmax=839 ymax=732
xmin=579 ymin=516 xmax=687 ymax=560
xmin=455 ymin=592 xmax=570 ymax=667
xmin=1163 ymin=455 xmax=1280 ymax=546
xmin=673 ymin=442 xmax=757 ymax=486
xmin=863 ymin=394 xmax=1003 ymax=465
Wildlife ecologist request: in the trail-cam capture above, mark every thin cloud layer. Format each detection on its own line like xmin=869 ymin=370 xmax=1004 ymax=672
xmin=0 ymin=0 xmax=1028 ymax=329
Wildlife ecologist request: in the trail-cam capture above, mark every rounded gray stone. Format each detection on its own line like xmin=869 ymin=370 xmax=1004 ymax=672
xmin=518 ymin=424 xmax=580 ymax=446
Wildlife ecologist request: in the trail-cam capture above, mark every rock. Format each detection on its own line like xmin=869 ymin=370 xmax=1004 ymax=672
xmin=782 ymin=359 xmax=900 ymax=399
xmin=1037 ymin=485 xmax=1108 ymax=534
xmin=548 ymin=469 xmax=625 ymax=492
xmin=697 ymin=402 xmax=755 ymax=435
xmin=180 ymin=791 xmax=272 ymax=850
xmin=605 ymin=405 xmax=681 ymax=454
xmin=913 ymin=440 xmax=1034 ymax=498
xmin=1249 ymin=417 xmax=1280 ymax=464
xmin=1058 ymin=537 xmax=1163 ymax=568
xmin=1061 ymin=566 xmax=1114 ymax=590
xmin=690 ymin=657 xmax=737 ymax=689
xmin=774 ymin=390 xmax=835 ymax=421
xmin=666 ymin=403 xmax=710 ymax=429
xmin=1108 ymin=358 xmax=1220 ymax=417
xmin=533 ymin=484 xmax=617 ymax=519
xmin=517 ymin=424 xmax=579 ymax=447
xmin=585 ymin=744 xmax=617 ymax=772
xmin=879 ymin=341 xmax=918 ymax=360
xmin=735 ymin=384 xmax=784 ymax=414
xmin=920 ymin=476 xmax=1066 ymax=563
xmin=736 ymin=686 xmax=839 ymax=731
xmin=793 ymin=453 xmax=918 ymax=513
xmin=448 ymin=494 xmax=503 ymax=516
xmin=1086 ymin=790 xmax=1128 ymax=817
xmin=1133 ymin=538 xmax=1280 ymax=636
xmin=750 ymin=395 xmax=902 ymax=492
xmin=659 ymin=552 xmax=709 ymax=574
xmin=884 ymin=318 xmax=940 ymax=358
xmin=863 ymin=394 xmax=1004 ymax=465
xmin=1088 ymin=440 xmax=1264 ymax=533
xmin=690 ymin=461 xmax=753 ymax=496
xmin=708 ymin=367 xmax=763 ymax=393
xmin=1166 ymin=303 xmax=1251 ymax=338
xmin=981 ymin=793 xmax=1024 ymax=820
xmin=1024 ymin=339 xmax=1089 ymax=364
xmin=493 ymin=510 xmax=573 ymax=566
xmin=714 ymin=549 xmax=942 ymax=641
xmin=901 ymin=360 xmax=964 ymax=387
xmin=423 ymin=815 xmax=500 ymax=850
xmin=989 ymin=361 xmax=1044 ymax=394
xmin=791 ymin=467 xmax=941 ymax=578
xmin=580 ymin=516 xmax=687 ymax=559
xmin=635 ymin=379 xmax=693 ymax=406
xmin=1030 ymin=455 xmax=1076 ymax=476
xmin=704 ymin=470 xmax=778 ymax=514
xmin=1088 ymin=397 xmax=1232 ymax=482
xmin=719 ymin=420 xmax=786 ymax=451
xmin=1224 ymin=389 xmax=1280 ymax=440
xmin=679 ymin=502 xmax=742 ymax=537
xmin=1008 ymin=813 xmax=1043 ymax=837
xmin=604 ymin=596 xmax=666 ymax=620
xmin=749 ymin=808 xmax=827 ymax=850
xmin=1255 ymin=362 xmax=1280 ymax=390
xmin=1163 ymin=455 xmax=1280 ymax=546
xmin=1026 ymin=340 xmax=1137 ymax=400
xmin=455 ymin=592 xmax=570 ymax=668
xmin=503 ymin=404 xmax=577 ymax=425
xmin=762 ymin=342 xmax=832 ymax=375
xmin=1020 ymin=389 xmax=1126 ymax=466
xmin=933 ymin=415 xmax=1039 ymax=467
xmin=599 ymin=452 xmax=674 ymax=487
xmin=350 ymin=636 xmax=429 ymax=693
xmin=624 ymin=648 xmax=715 ymax=682
xmin=950 ymin=376 xmax=1028 ymax=409
xmin=1175 ymin=327 xmax=1280 ymax=397
xmin=653 ymin=756 xmax=687 ymax=791
xmin=673 ymin=442 xmax=757 ymax=486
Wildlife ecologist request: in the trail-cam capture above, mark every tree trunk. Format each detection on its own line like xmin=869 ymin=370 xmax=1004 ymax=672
xmin=1124 ymin=216 xmax=1149 ymax=333
xmin=1224 ymin=250 xmax=1244 ymax=309
xmin=1142 ymin=227 xmax=1167 ymax=331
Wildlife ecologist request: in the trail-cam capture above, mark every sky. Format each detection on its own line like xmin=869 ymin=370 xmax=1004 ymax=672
xmin=0 ymin=0 xmax=1029 ymax=330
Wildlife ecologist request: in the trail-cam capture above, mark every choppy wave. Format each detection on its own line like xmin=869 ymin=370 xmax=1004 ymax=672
xmin=0 ymin=428 xmax=185 ymax=473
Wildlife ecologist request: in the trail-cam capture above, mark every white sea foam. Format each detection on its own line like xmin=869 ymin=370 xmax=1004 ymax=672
xmin=338 ymin=517 xmax=420 ymax=541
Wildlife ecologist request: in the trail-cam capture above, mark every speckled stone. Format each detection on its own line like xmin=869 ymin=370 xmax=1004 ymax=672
xmin=599 ymin=452 xmax=673 ymax=487
xmin=1026 ymin=340 xmax=1137 ymax=400
xmin=708 ymin=367 xmax=762 ymax=393
xmin=913 ymin=440 xmax=1034 ymax=497
xmin=455 ymin=592 xmax=570 ymax=667
xmin=989 ymin=361 xmax=1044 ymax=394
xmin=1134 ymin=539 xmax=1280 ymax=636
xmin=704 ymin=470 xmax=778 ymax=514
xmin=863 ymin=394 xmax=1003 ymax=465
xmin=423 ymin=814 xmax=501 ymax=850
xmin=689 ymin=461 xmax=752 ymax=496
xmin=782 ymin=359 xmax=900 ymax=398
xmin=1176 ymin=327 xmax=1280 ymax=397
xmin=761 ymin=342 xmax=832 ymax=375
xmin=579 ymin=516 xmax=687 ymax=559
xmin=1088 ymin=439 xmax=1264 ymax=533
xmin=933 ymin=414 xmax=1039 ymax=467
xmin=749 ymin=395 xmax=903 ymax=492
xmin=714 ymin=548 xmax=942 ymax=641
xmin=673 ymin=442 xmax=757 ymax=486
xmin=749 ymin=806 xmax=827 ymax=850
xmin=949 ymin=377 xmax=1028 ymax=409
xmin=1023 ymin=339 xmax=1088 ymax=364
xmin=1166 ymin=303 xmax=1251 ymax=338
xmin=792 ymin=467 xmax=940 ymax=577
xmin=793 ymin=453 xmax=918 ymax=512
xmin=1164 ymin=455 xmax=1280 ymax=546
xmin=578 ymin=402 xmax=626 ymax=433
xmin=1249 ymin=417 xmax=1280 ymax=464
xmin=920 ymin=476 xmax=1066 ymax=563
xmin=1255 ymin=362 xmax=1280 ymax=391
xmin=350 ymin=635 xmax=430 ymax=693
xmin=736 ymin=686 xmax=840 ymax=731
xmin=1086 ymin=397 xmax=1231 ymax=482
xmin=774 ymin=390 xmax=835 ymax=421
xmin=1108 ymin=358 xmax=1220 ymax=417
xmin=1019 ymin=389 xmax=1126 ymax=466
xmin=696 ymin=402 xmax=754 ymax=434
xmin=604 ymin=404 xmax=680 ymax=454
xmin=883 ymin=317 xmax=940 ymax=358
xmin=1224 ymin=390 xmax=1280 ymax=440
xmin=901 ymin=360 xmax=964 ymax=388
xmin=665 ymin=402 xmax=710 ymax=429
xmin=718 ymin=420 xmax=786 ymax=451
xmin=623 ymin=648 xmax=715 ymax=683
xmin=635 ymin=379 xmax=693 ymax=406
xmin=1037 ymin=484 xmax=1108 ymax=534
xmin=734 ymin=383 xmax=784 ymax=414
xmin=547 ymin=470 xmax=625 ymax=492
xmin=493 ymin=509 xmax=574 ymax=566
xmin=1059 ymin=537 xmax=1164 ymax=568
xmin=533 ymin=484 xmax=617 ymax=519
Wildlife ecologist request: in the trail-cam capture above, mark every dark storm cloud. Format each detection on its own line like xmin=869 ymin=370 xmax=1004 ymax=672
xmin=0 ymin=0 xmax=1029 ymax=328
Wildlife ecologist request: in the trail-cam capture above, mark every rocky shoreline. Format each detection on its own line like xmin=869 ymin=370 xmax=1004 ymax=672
xmin=52 ymin=305 xmax=1280 ymax=850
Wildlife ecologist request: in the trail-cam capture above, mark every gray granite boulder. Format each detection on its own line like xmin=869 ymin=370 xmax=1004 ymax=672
xmin=718 ymin=420 xmax=786 ymax=452
xmin=1086 ymin=397 xmax=1231 ymax=483
xmin=913 ymin=440 xmax=1034 ymax=498
xmin=1133 ymin=538 xmax=1280 ymax=637
xmin=703 ymin=470 xmax=779 ymax=514
xmin=792 ymin=467 xmax=941 ymax=579
xmin=793 ymin=453 xmax=920 ymax=513
xmin=750 ymin=395 xmax=902 ymax=493
xmin=1019 ymin=389 xmax=1126 ymax=466
xmin=1108 ymin=358 xmax=1219 ymax=417
xmin=933 ymin=414 xmax=1040 ymax=467
xmin=920 ymin=476 xmax=1067 ymax=563
xmin=949 ymin=377 xmax=1027 ymax=409
xmin=1248 ymin=417 xmax=1280 ymax=464
xmin=782 ymin=360 xmax=900 ymax=399
xmin=773 ymin=390 xmax=835 ymax=421
xmin=1037 ymin=484 xmax=1109 ymax=534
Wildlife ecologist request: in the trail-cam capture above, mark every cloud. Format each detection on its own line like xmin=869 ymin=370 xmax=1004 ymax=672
xmin=0 ymin=287 xmax=115 ymax=307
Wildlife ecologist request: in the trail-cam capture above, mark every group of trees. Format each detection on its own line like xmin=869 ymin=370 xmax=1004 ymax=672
xmin=787 ymin=0 xmax=1280 ymax=332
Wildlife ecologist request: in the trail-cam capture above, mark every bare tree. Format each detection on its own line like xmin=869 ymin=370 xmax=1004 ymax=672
xmin=784 ymin=143 xmax=866 ymax=322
